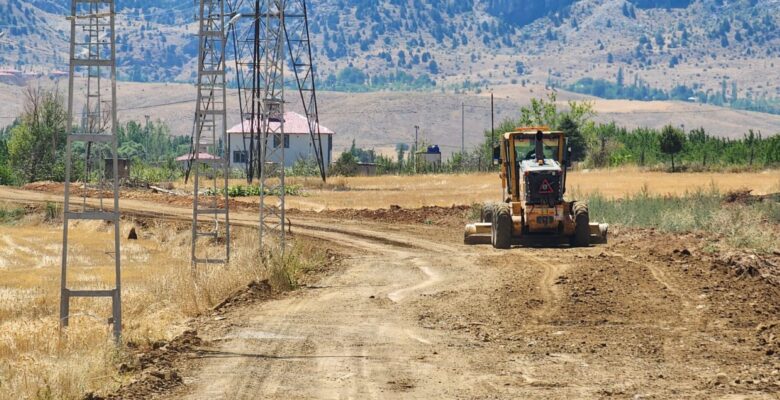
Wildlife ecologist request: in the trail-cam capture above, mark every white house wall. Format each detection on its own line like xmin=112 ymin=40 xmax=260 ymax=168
xmin=228 ymin=133 xmax=332 ymax=173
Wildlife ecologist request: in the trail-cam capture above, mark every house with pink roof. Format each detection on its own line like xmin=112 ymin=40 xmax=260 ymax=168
xmin=227 ymin=111 xmax=334 ymax=173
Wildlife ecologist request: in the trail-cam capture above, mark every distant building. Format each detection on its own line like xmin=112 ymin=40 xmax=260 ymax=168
xmin=227 ymin=111 xmax=334 ymax=173
xmin=49 ymin=70 xmax=69 ymax=80
xmin=104 ymin=158 xmax=131 ymax=180
xmin=417 ymin=145 xmax=442 ymax=170
xmin=175 ymin=152 xmax=220 ymax=165
xmin=356 ymin=162 xmax=378 ymax=176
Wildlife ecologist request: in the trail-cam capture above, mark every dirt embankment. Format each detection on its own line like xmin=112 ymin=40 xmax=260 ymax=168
xmin=290 ymin=204 xmax=472 ymax=228
xmin=87 ymin=280 xmax=278 ymax=400
xmin=22 ymin=181 xmax=475 ymax=228
xmin=21 ymin=181 xmax=254 ymax=212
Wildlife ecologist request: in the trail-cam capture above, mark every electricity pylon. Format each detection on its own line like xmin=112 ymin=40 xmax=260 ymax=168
xmin=61 ymin=0 xmax=122 ymax=341
xmin=284 ymin=0 xmax=326 ymax=181
xmin=189 ymin=0 xmax=231 ymax=267
xmin=228 ymin=0 xmax=324 ymax=251
xmin=229 ymin=0 xmax=285 ymax=252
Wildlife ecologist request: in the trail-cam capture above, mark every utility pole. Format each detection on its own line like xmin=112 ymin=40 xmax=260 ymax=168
xmin=461 ymin=101 xmax=465 ymax=171
xmin=61 ymin=0 xmax=122 ymax=342
xmin=414 ymin=124 xmax=419 ymax=174
xmin=490 ymin=93 xmax=495 ymax=146
xmin=461 ymin=102 xmax=465 ymax=155
xmin=190 ymin=0 xmax=230 ymax=268
xmin=144 ymin=115 xmax=150 ymax=161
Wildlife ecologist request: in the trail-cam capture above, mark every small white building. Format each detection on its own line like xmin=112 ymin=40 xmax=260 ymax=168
xmin=227 ymin=112 xmax=334 ymax=173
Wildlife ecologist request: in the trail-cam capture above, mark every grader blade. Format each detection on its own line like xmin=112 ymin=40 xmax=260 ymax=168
xmin=589 ymin=223 xmax=609 ymax=244
xmin=464 ymin=223 xmax=492 ymax=245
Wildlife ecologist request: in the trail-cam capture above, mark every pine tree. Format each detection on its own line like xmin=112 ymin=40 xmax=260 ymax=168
xmin=660 ymin=125 xmax=685 ymax=172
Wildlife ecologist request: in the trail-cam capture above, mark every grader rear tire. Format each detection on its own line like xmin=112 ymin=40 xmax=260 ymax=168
xmin=481 ymin=203 xmax=496 ymax=223
xmin=572 ymin=202 xmax=590 ymax=247
xmin=492 ymin=204 xmax=512 ymax=249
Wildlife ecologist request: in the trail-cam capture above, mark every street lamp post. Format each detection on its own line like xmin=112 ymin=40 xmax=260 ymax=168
xmin=414 ymin=125 xmax=419 ymax=174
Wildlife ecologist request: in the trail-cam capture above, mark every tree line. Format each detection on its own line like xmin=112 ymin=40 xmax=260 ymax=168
xmin=0 ymin=87 xmax=190 ymax=186
xmin=1 ymin=89 xmax=778 ymax=185
xmin=568 ymin=74 xmax=780 ymax=116
xmin=325 ymin=93 xmax=780 ymax=177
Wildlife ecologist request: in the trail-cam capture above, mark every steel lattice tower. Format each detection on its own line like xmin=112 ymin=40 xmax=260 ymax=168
xmin=190 ymin=0 xmax=231 ymax=266
xmin=229 ymin=0 xmax=323 ymax=251
xmin=230 ymin=0 xmax=284 ymax=251
xmin=257 ymin=0 xmax=287 ymax=251
xmin=284 ymin=0 xmax=326 ymax=181
xmin=61 ymin=0 xmax=122 ymax=340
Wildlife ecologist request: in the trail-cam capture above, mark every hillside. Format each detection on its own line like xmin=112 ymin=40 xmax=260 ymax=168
xmin=1 ymin=0 xmax=779 ymax=99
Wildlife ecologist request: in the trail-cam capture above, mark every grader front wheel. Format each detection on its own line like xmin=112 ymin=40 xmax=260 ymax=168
xmin=571 ymin=202 xmax=590 ymax=247
xmin=492 ymin=204 xmax=512 ymax=249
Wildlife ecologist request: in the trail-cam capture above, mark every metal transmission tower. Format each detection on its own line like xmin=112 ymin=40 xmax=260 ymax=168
xmin=228 ymin=0 xmax=325 ymax=250
xmin=283 ymin=0 xmax=326 ymax=181
xmin=189 ymin=0 xmax=231 ymax=267
xmin=229 ymin=0 xmax=288 ymax=251
xmin=61 ymin=0 xmax=122 ymax=340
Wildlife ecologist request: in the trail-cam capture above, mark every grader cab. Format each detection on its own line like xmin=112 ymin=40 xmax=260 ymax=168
xmin=464 ymin=127 xmax=608 ymax=248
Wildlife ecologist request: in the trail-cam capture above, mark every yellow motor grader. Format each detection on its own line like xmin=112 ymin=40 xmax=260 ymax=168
xmin=464 ymin=127 xmax=608 ymax=248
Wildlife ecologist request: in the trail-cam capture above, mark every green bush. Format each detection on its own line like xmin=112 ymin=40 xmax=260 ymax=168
xmin=131 ymin=163 xmax=182 ymax=184
xmin=206 ymin=184 xmax=303 ymax=197
xmin=44 ymin=201 xmax=61 ymax=222
xmin=0 ymin=164 xmax=14 ymax=185
xmin=0 ymin=204 xmax=25 ymax=224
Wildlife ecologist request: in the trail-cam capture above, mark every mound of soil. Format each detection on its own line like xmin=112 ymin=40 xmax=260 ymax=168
xmin=212 ymin=279 xmax=274 ymax=312
xmin=715 ymin=252 xmax=780 ymax=285
xmin=293 ymin=204 xmax=471 ymax=227
xmin=723 ymin=189 xmax=780 ymax=205
xmin=23 ymin=181 xmax=253 ymax=213
xmin=84 ymin=330 xmax=204 ymax=400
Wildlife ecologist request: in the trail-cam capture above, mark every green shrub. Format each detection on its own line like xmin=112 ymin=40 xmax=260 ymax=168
xmin=584 ymin=188 xmax=779 ymax=252
xmin=0 ymin=164 xmax=14 ymax=186
xmin=0 ymin=204 xmax=25 ymax=224
xmin=206 ymin=184 xmax=303 ymax=197
xmin=44 ymin=202 xmax=61 ymax=222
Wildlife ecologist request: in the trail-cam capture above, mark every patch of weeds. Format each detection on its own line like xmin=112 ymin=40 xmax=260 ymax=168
xmin=585 ymin=186 xmax=779 ymax=253
xmin=702 ymin=243 xmax=720 ymax=255
xmin=207 ymin=184 xmax=304 ymax=197
xmin=44 ymin=202 xmax=61 ymax=222
xmin=469 ymin=203 xmax=484 ymax=221
xmin=0 ymin=204 xmax=25 ymax=224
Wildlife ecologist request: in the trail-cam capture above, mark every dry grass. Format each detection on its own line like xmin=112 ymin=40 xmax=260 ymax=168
xmin=0 ymin=212 xmax=323 ymax=399
xmin=582 ymin=185 xmax=780 ymax=253
xmin=278 ymin=168 xmax=779 ymax=210
xmin=170 ymin=168 xmax=779 ymax=211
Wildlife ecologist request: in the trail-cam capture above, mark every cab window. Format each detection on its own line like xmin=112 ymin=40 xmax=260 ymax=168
xmin=514 ymin=137 xmax=560 ymax=161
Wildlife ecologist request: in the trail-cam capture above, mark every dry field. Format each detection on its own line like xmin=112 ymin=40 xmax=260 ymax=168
xmin=0 ymin=204 xmax=323 ymax=400
xmin=259 ymin=169 xmax=779 ymax=210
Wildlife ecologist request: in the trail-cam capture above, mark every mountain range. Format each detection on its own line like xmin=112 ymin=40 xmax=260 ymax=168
xmin=1 ymin=0 xmax=779 ymax=102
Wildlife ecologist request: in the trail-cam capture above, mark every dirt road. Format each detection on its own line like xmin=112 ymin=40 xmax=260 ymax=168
xmin=1 ymin=187 xmax=778 ymax=398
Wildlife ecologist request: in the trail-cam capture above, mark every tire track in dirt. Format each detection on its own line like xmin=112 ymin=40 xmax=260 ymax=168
xmin=523 ymin=252 xmax=571 ymax=322
xmin=387 ymin=259 xmax=442 ymax=303
xmin=608 ymin=251 xmax=702 ymax=325
xmin=175 ymin=214 xmax=460 ymax=399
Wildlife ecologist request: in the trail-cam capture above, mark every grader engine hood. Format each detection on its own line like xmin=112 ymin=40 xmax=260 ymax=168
xmin=521 ymin=159 xmax=564 ymax=205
